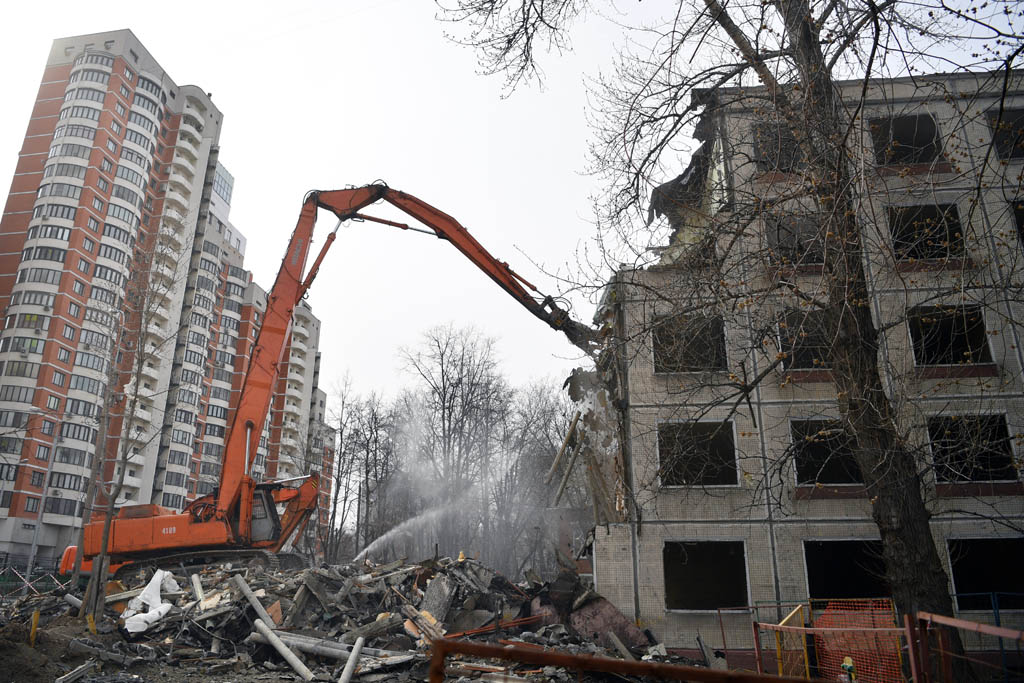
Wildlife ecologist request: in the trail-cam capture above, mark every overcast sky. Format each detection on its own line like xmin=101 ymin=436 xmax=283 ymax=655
xmin=0 ymin=1 xmax=648 ymax=402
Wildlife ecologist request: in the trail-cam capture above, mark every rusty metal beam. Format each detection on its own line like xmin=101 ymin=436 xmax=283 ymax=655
xmin=917 ymin=610 xmax=1024 ymax=642
xmin=427 ymin=638 xmax=821 ymax=682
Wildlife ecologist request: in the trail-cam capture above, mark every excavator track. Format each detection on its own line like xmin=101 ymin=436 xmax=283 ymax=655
xmin=113 ymin=549 xmax=305 ymax=583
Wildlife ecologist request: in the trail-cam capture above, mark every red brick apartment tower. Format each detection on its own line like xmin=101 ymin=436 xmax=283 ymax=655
xmin=0 ymin=30 xmax=224 ymax=568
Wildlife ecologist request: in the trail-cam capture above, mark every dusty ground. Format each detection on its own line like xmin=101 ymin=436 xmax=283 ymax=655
xmin=0 ymin=616 xmax=334 ymax=683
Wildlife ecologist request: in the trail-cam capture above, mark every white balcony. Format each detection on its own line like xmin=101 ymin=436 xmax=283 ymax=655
xmin=292 ymin=321 xmax=309 ymax=339
xmin=180 ymin=116 xmax=203 ymax=140
xmin=166 ymin=187 xmax=189 ymax=212
xmin=290 ymin=337 xmax=307 ymax=353
xmin=285 ymin=384 xmax=303 ymax=401
xmin=289 ymin=352 xmax=307 ymax=370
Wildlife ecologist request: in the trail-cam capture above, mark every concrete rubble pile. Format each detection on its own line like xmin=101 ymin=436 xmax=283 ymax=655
xmin=0 ymin=557 xmax=702 ymax=682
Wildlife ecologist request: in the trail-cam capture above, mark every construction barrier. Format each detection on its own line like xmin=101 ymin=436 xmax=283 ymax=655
xmin=909 ymin=611 xmax=1024 ymax=682
xmin=774 ymin=604 xmax=810 ymax=678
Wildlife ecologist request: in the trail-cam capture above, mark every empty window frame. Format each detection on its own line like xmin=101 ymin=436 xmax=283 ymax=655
xmin=928 ymin=414 xmax=1017 ymax=483
xmin=753 ymin=122 xmax=804 ymax=173
xmin=658 ymin=421 xmax=737 ymax=486
xmin=870 ymin=114 xmax=943 ymax=165
xmin=804 ymin=540 xmax=888 ymax=599
xmin=652 ymin=315 xmax=727 ymax=373
xmin=766 ymin=214 xmax=825 ymax=265
xmin=907 ymin=305 xmax=992 ymax=366
xmin=948 ymin=538 xmax=1024 ymax=610
xmin=780 ymin=309 xmax=831 ymax=370
xmin=663 ymin=541 xmax=748 ymax=610
xmin=987 ymin=109 xmax=1024 ymax=160
xmin=887 ymin=204 xmax=964 ymax=260
xmin=1013 ymin=200 xmax=1024 ymax=247
xmin=791 ymin=420 xmax=862 ymax=485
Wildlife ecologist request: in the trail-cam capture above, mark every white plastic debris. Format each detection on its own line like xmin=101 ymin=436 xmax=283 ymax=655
xmin=121 ymin=569 xmax=180 ymax=633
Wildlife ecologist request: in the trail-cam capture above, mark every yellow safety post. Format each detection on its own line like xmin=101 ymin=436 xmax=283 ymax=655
xmin=29 ymin=610 xmax=39 ymax=647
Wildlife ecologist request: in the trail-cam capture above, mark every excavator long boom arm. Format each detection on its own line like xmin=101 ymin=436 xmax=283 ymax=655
xmin=217 ymin=184 xmax=596 ymax=519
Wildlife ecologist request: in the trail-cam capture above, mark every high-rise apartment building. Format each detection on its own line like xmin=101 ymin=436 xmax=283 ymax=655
xmin=0 ymin=30 xmax=332 ymax=568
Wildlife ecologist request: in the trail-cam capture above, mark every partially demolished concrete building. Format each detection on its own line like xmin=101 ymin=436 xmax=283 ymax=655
xmin=584 ymin=70 xmax=1024 ymax=654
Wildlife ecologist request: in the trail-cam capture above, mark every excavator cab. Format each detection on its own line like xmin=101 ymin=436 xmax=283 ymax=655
xmin=249 ymin=487 xmax=281 ymax=543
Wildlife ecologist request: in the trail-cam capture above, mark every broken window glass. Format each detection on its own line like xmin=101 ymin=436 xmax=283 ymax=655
xmin=887 ymin=204 xmax=964 ymax=260
xmin=652 ymin=314 xmax=727 ymax=373
xmin=766 ymin=214 xmax=825 ymax=265
xmin=658 ymin=421 xmax=736 ymax=486
xmin=780 ymin=309 xmax=831 ymax=370
xmin=987 ymin=109 xmax=1024 ymax=160
xmin=949 ymin=538 xmax=1024 ymax=609
xmin=907 ymin=305 xmax=991 ymax=366
xmin=870 ymin=114 xmax=943 ymax=165
xmin=928 ymin=414 xmax=1016 ymax=483
xmin=753 ymin=122 xmax=804 ymax=173
xmin=791 ymin=420 xmax=862 ymax=485
xmin=663 ymin=541 xmax=748 ymax=609
xmin=804 ymin=540 xmax=888 ymax=599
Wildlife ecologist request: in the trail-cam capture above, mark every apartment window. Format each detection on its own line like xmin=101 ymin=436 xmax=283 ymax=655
xmin=207 ymin=405 xmax=228 ymax=420
xmin=41 ymin=420 xmax=54 ymax=435
xmin=791 ymin=420 xmax=861 ymax=485
xmin=72 ymin=280 xmax=86 ymax=296
xmin=0 ymin=491 xmax=10 ymax=508
xmin=101 ymin=156 xmax=113 ymax=173
xmin=908 ymin=305 xmax=991 ymax=366
xmin=111 ymin=120 xmax=122 ymax=136
xmin=36 ymin=445 xmax=50 ymax=461
xmin=780 ymin=309 xmax=831 ymax=370
xmin=664 ymin=541 xmax=748 ymax=610
xmin=164 ymin=471 xmax=186 ymax=487
xmin=652 ymin=315 xmax=726 ymax=373
xmin=0 ymin=464 xmax=16 ymax=481
xmin=171 ymin=429 xmax=193 ymax=446
xmin=949 ymin=539 xmax=1024 ymax=609
xmin=92 ymin=197 xmax=104 ymax=212
xmin=44 ymin=497 xmax=81 ymax=516
xmin=928 ymin=415 xmax=1016 ymax=483
xmin=766 ymin=214 xmax=825 ymax=265
xmin=96 ymin=177 xmax=109 ymax=193
xmin=105 ymin=138 xmax=117 ymax=154
xmin=887 ymin=204 xmax=964 ymax=261
xmin=24 ymin=497 xmax=39 ymax=513
xmin=162 ymin=493 xmax=184 ymax=509
xmin=174 ymin=409 xmax=194 ymax=425
xmin=30 ymin=471 xmax=43 ymax=488
xmin=804 ymin=541 xmax=888 ymax=599
xmin=57 ymin=347 xmax=70 ymax=363
xmin=658 ymin=421 xmax=736 ymax=486
xmin=167 ymin=450 xmax=189 ymax=466
xmin=987 ymin=109 xmax=1024 ymax=160
xmin=51 ymin=370 xmax=66 ymax=387
xmin=115 ymin=102 xmax=126 ymax=117
xmin=62 ymin=324 xmax=76 ymax=341
xmin=753 ymin=122 xmax=803 ymax=173
xmin=870 ymin=114 xmax=943 ymax=165
xmin=67 ymin=302 xmax=81 ymax=318
xmin=47 ymin=395 xmax=60 ymax=411
xmin=205 ymin=424 xmax=225 ymax=438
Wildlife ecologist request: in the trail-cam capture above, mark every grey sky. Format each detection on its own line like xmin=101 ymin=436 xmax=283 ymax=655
xmin=0 ymin=1 xmax=633 ymax=400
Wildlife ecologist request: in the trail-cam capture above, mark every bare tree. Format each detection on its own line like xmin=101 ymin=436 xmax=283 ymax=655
xmin=440 ymin=0 xmax=1024 ymax=674
xmin=74 ymin=219 xmax=188 ymax=618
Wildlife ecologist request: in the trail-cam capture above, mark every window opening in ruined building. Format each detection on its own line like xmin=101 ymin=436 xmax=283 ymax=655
xmin=753 ymin=122 xmax=804 ymax=173
xmin=652 ymin=315 xmax=726 ymax=373
xmin=870 ymin=114 xmax=943 ymax=165
xmin=663 ymin=541 xmax=748 ymax=610
xmin=1013 ymin=200 xmax=1024 ymax=246
xmin=948 ymin=538 xmax=1024 ymax=609
xmin=988 ymin=109 xmax=1024 ymax=160
xmin=887 ymin=204 xmax=964 ymax=261
xmin=780 ymin=309 xmax=831 ymax=370
xmin=908 ymin=305 xmax=991 ymax=366
xmin=658 ymin=421 xmax=736 ymax=486
xmin=804 ymin=540 xmax=888 ymax=599
xmin=766 ymin=214 xmax=825 ymax=265
xmin=928 ymin=414 xmax=1017 ymax=483
xmin=791 ymin=420 xmax=862 ymax=485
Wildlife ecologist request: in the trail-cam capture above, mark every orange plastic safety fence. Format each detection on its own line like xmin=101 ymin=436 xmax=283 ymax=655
xmin=813 ymin=598 xmax=904 ymax=682
xmin=775 ymin=605 xmax=810 ymax=678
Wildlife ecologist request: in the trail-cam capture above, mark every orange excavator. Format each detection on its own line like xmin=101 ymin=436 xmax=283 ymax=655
xmin=61 ymin=183 xmax=596 ymax=577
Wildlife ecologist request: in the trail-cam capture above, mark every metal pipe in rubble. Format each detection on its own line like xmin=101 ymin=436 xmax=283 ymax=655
xmin=337 ymin=636 xmax=364 ymax=683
